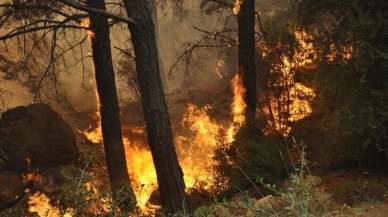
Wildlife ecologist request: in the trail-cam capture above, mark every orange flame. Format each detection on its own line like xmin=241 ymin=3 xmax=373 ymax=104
xmin=79 ymin=70 xmax=248 ymax=211
xmin=262 ymin=30 xmax=319 ymax=135
xmin=176 ymin=104 xmax=222 ymax=189
xmin=226 ymin=73 xmax=247 ymax=143
xmin=28 ymin=192 xmax=73 ymax=217
xmin=81 ymin=111 xmax=103 ymax=144
xmin=233 ymin=0 xmax=243 ymax=15
xmin=123 ymin=137 xmax=157 ymax=209
xmin=231 ymin=74 xmax=247 ymax=125
xmin=79 ymin=18 xmax=95 ymax=41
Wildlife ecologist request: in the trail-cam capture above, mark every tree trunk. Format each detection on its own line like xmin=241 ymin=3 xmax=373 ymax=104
xmin=237 ymin=0 xmax=256 ymax=123
xmin=87 ymin=0 xmax=136 ymax=211
xmin=123 ymin=0 xmax=187 ymax=214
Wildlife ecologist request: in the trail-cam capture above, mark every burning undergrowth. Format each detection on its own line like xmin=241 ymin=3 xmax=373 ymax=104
xmin=77 ymin=73 xmax=248 ymax=214
xmin=15 ymin=26 xmax=335 ymax=217
xmin=32 ymin=28 xmax=325 ymax=216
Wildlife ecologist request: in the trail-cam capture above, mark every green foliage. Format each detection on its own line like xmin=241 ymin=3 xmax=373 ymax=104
xmin=289 ymin=0 xmax=388 ymax=173
xmin=180 ymin=142 xmax=360 ymax=217
xmin=213 ymin=123 xmax=289 ymax=195
xmin=296 ymin=63 xmax=388 ymax=172
xmin=56 ymin=155 xmax=139 ymax=217
xmin=291 ymin=0 xmax=388 ymax=84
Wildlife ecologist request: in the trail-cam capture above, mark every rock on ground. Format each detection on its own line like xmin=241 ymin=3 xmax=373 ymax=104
xmin=0 ymin=104 xmax=79 ymax=171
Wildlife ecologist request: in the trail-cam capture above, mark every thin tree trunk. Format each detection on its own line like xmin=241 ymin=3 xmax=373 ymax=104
xmin=237 ymin=0 xmax=256 ymax=123
xmin=123 ymin=0 xmax=187 ymax=214
xmin=87 ymin=0 xmax=136 ymax=211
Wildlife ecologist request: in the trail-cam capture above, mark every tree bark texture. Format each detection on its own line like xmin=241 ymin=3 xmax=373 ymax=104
xmin=123 ymin=0 xmax=187 ymax=214
xmin=87 ymin=0 xmax=136 ymax=211
xmin=237 ymin=0 xmax=257 ymax=123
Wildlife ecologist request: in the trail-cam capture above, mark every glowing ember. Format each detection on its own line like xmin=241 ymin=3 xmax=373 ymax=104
xmin=327 ymin=44 xmax=354 ymax=61
xmin=23 ymin=172 xmax=43 ymax=185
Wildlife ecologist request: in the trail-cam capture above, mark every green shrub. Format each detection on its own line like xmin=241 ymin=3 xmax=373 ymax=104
xmin=213 ymin=123 xmax=289 ymax=195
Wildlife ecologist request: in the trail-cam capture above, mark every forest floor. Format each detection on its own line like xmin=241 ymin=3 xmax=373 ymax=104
xmin=318 ymin=171 xmax=388 ymax=217
xmin=1 ymin=170 xmax=388 ymax=217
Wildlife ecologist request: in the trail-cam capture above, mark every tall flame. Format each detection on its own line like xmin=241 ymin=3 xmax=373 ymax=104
xmin=176 ymin=104 xmax=222 ymax=189
xmin=78 ymin=70 xmax=248 ymax=212
xmin=231 ymin=74 xmax=247 ymax=125
xmin=123 ymin=136 xmax=157 ymax=209
xmin=226 ymin=73 xmax=247 ymax=143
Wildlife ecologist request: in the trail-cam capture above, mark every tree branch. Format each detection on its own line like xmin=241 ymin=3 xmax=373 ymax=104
xmin=57 ymin=0 xmax=136 ymax=25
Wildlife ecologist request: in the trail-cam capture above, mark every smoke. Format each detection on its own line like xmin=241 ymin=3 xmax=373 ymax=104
xmin=0 ymin=0 xmax=11 ymax=16
xmin=57 ymin=1 xmax=229 ymax=113
xmin=0 ymin=1 xmax=283 ymax=114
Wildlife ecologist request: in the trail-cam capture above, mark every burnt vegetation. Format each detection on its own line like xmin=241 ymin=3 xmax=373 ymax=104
xmin=0 ymin=0 xmax=387 ymax=216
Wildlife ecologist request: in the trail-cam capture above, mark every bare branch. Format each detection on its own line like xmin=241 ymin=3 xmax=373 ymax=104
xmin=57 ymin=0 xmax=136 ymax=25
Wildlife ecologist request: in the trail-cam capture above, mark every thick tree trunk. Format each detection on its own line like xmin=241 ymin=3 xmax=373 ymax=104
xmin=87 ymin=0 xmax=136 ymax=211
xmin=123 ymin=0 xmax=187 ymax=214
xmin=237 ymin=0 xmax=256 ymax=123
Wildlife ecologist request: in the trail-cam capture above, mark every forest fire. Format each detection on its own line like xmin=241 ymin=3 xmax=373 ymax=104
xmin=78 ymin=72 xmax=248 ymax=211
xmin=262 ymin=30 xmax=319 ymax=135
xmin=176 ymin=104 xmax=221 ymax=189
xmin=1 ymin=0 xmax=386 ymax=216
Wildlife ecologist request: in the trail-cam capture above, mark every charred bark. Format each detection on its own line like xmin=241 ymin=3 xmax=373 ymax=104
xmin=123 ymin=0 xmax=187 ymax=214
xmin=87 ymin=0 xmax=136 ymax=211
xmin=237 ymin=0 xmax=256 ymax=123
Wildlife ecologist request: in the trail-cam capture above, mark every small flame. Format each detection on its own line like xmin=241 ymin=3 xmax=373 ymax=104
xmin=216 ymin=59 xmax=226 ymax=78
xmin=81 ymin=111 xmax=103 ymax=144
xmin=28 ymin=192 xmax=73 ymax=217
xmin=79 ymin=18 xmax=95 ymax=40
xmin=327 ymin=44 xmax=353 ymax=61
xmin=233 ymin=0 xmax=243 ymax=15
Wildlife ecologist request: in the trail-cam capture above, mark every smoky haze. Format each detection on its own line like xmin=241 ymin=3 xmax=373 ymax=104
xmin=0 ymin=0 xmax=286 ymax=113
